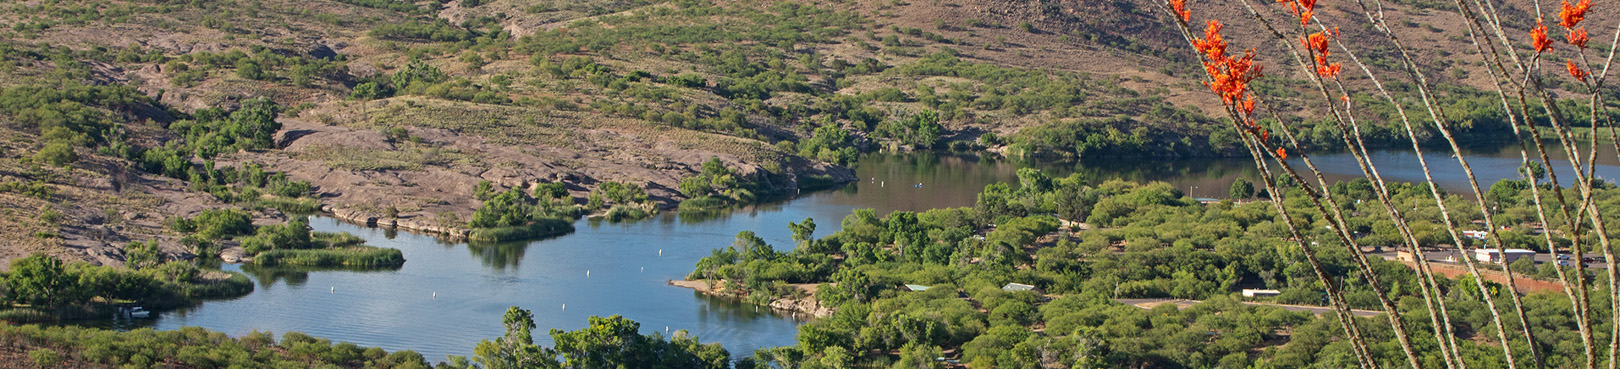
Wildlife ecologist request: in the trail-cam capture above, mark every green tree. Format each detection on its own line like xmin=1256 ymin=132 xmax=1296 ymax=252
xmin=123 ymin=240 xmax=162 ymax=270
xmin=789 ymin=218 xmax=817 ymax=246
xmin=1016 ymin=167 xmax=1052 ymax=193
xmin=5 ymin=253 xmax=79 ymax=307
xmin=1229 ymin=178 xmax=1255 ymax=199
xmin=874 ymin=110 xmax=944 ymax=148
xmin=33 ymin=142 xmax=77 ymax=166
xmin=820 ymin=346 xmax=852 ymax=369
xmin=475 ymin=180 xmax=496 ymax=201
xmin=550 ymin=315 xmax=730 ymax=369
xmin=350 ymin=82 xmax=386 ymax=100
xmin=470 ymin=188 xmax=537 ymax=228
xmin=533 ymin=182 xmax=568 ymax=200
xmin=680 ymin=176 xmax=712 ymax=198
xmin=474 ymin=307 xmax=556 ymax=369
xmin=235 ymin=59 xmax=267 ymax=80
xmin=192 ymin=209 xmax=254 ymax=239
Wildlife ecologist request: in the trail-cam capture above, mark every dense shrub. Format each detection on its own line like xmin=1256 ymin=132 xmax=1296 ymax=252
xmin=254 ymin=247 xmax=405 ymax=267
xmin=467 ymin=217 xmax=575 ymax=242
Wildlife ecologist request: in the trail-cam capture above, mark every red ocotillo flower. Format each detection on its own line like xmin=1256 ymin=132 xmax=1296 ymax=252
xmin=1531 ymin=21 xmax=1554 ymax=53
xmin=1560 ymin=0 xmax=1591 ymax=29
xmin=1276 ymin=147 xmax=1289 ymax=159
xmin=1193 ymin=20 xmax=1263 ymax=131
xmin=1568 ymin=27 xmax=1589 ymax=48
xmin=1169 ymin=0 xmax=1190 ymax=22
xmin=1207 ymin=50 xmax=1261 ymax=104
xmin=1568 ymin=61 xmax=1589 ymax=82
xmin=1279 ymin=0 xmax=1319 ymax=26
xmin=1193 ymin=20 xmax=1227 ymax=61
xmin=1301 ymin=31 xmax=1343 ymax=78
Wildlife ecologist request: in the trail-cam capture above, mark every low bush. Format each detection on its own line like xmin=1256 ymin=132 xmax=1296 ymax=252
xmin=678 ymin=195 xmax=732 ymax=213
xmin=254 ymin=247 xmax=405 ymax=267
xmin=467 ymin=217 xmax=575 ymax=242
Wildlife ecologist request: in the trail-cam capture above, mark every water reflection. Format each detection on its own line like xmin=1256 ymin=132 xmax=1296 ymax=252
xmin=239 ymin=264 xmax=405 ymax=289
xmin=466 ymin=241 xmax=531 ymax=271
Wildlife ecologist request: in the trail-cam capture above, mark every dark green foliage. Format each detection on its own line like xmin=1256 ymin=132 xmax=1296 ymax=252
xmin=393 ymin=60 xmax=450 ymax=90
xmin=796 ymin=124 xmax=859 ymax=166
xmin=331 ymin=0 xmax=425 ymax=13
xmin=349 ymin=81 xmax=385 ymax=100
xmin=0 ymin=84 xmax=148 ymax=146
xmin=471 ymin=308 xmax=728 ymax=369
xmin=163 ymin=97 xmax=281 ymax=158
xmin=550 ymin=315 xmax=731 ymax=368
xmin=0 ymin=324 xmax=430 ymax=368
xmin=1 ymin=253 xmax=254 ymax=319
xmin=597 ymin=181 xmax=647 ymax=204
xmin=873 ymin=110 xmax=943 ymax=148
xmin=475 ymin=180 xmax=496 ymax=201
xmin=1230 ymin=178 xmax=1255 ymax=199
xmin=33 ymin=142 xmax=77 ymax=166
xmin=0 ymin=180 xmax=55 ymax=199
xmin=469 ymin=184 xmax=580 ymax=241
xmin=473 ymin=306 xmax=554 ymax=368
xmin=676 ymin=157 xmax=781 ymax=212
xmin=1008 ymin=115 xmax=1225 ymax=159
xmin=370 ymin=20 xmax=472 ymax=42
xmin=677 ymin=195 xmax=732 ymax=213
xmin=4 ymin=254 xmax=75 ymax=307
xmin=229 ymin=217 xmax=406 ymax=267
xmin=189 ymin=209 xmax=254 ymax=239
xmin=467 ymin=217 xmax=576 ymax=242
xmin=123 ymin=240 xmax=162 ymax=270
xmin=684 ymin=168 xmax=1617 ymax=367
xmin=471 ymin=187 xmax=563 ymax=228
xmin=533 ymin=182 xmax=568 ymax=200
xmin=254 ymin=247 xmax=405 ymax=268
xmin=679 ymin=176 xmax=712 ymax=198
xmin=240 ymin=218 xmax=315 ymax=254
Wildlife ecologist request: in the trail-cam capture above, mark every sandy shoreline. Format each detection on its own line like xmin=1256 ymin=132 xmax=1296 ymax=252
xmin=668 ymin=279 xmax=833 ymax=318
xmin=667 ymin=279 xmax=712 ymax=292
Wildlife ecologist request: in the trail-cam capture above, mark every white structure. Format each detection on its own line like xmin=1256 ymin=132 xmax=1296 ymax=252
xmin=1002 ymin=283 xmax=1041 ymax=293
xmin=1474 ymin=248 xmax=1536 ymax=264
xmin=1242 ymin=289 xmax=1281 ymax=298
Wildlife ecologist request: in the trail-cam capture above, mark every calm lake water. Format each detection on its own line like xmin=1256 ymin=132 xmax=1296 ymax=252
xmin=71 ymin=146 xmax=1620 ymax=362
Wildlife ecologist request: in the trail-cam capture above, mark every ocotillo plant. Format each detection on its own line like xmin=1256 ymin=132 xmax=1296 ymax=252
xmin=1156 ymin=0 xmax=1620 ymax=367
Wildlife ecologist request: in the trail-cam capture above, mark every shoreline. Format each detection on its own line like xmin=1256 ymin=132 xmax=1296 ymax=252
xmin=668 ymin=279 xmax=834 ymax=318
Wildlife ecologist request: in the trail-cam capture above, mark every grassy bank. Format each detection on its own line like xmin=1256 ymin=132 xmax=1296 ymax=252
xmin=677 ymin=195 xmax=733 ymax=213
xmin=0 ymin=324 xmax=432 ymax=368
xmin=467 ymin=217 xmax=575 ymax=242
xmin=253 ymin=247 xmax=405 ymax=267
xmin=0 ymin=255 xmax=255 ymax=324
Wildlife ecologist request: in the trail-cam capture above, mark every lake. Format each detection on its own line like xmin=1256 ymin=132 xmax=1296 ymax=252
xmin=70 ymin=145 xmax=1620 ymax=362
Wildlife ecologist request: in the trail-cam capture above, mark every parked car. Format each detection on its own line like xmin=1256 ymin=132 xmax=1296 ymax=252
xmin=1558 ymin=254 xmax=1572 ymax=260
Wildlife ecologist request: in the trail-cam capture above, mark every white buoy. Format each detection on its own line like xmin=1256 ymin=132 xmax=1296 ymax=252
xmin=433 ymin=292 xmax=437 ymax=299
xmin=666 ymin=326 xmax=670 ymax=334
xmin=562 ymin=304 xmax=566 ymax=311
xmin=587 ymin=270 xmax=591 ymax=277
xmin=641 ymin=267 xmax=644 ymax=272
xmin=658 ymin=249 xmax=663 ymax=256
xmin=330 ymin=286 xmax=334 ymax=293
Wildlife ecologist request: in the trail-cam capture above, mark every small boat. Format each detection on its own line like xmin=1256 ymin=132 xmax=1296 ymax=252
xmin=128 ymin=307 xmax=151 ymax=319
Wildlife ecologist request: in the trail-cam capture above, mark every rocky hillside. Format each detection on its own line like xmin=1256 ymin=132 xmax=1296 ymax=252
xmin=0 ymin=0 xmax=1601 ymax=267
